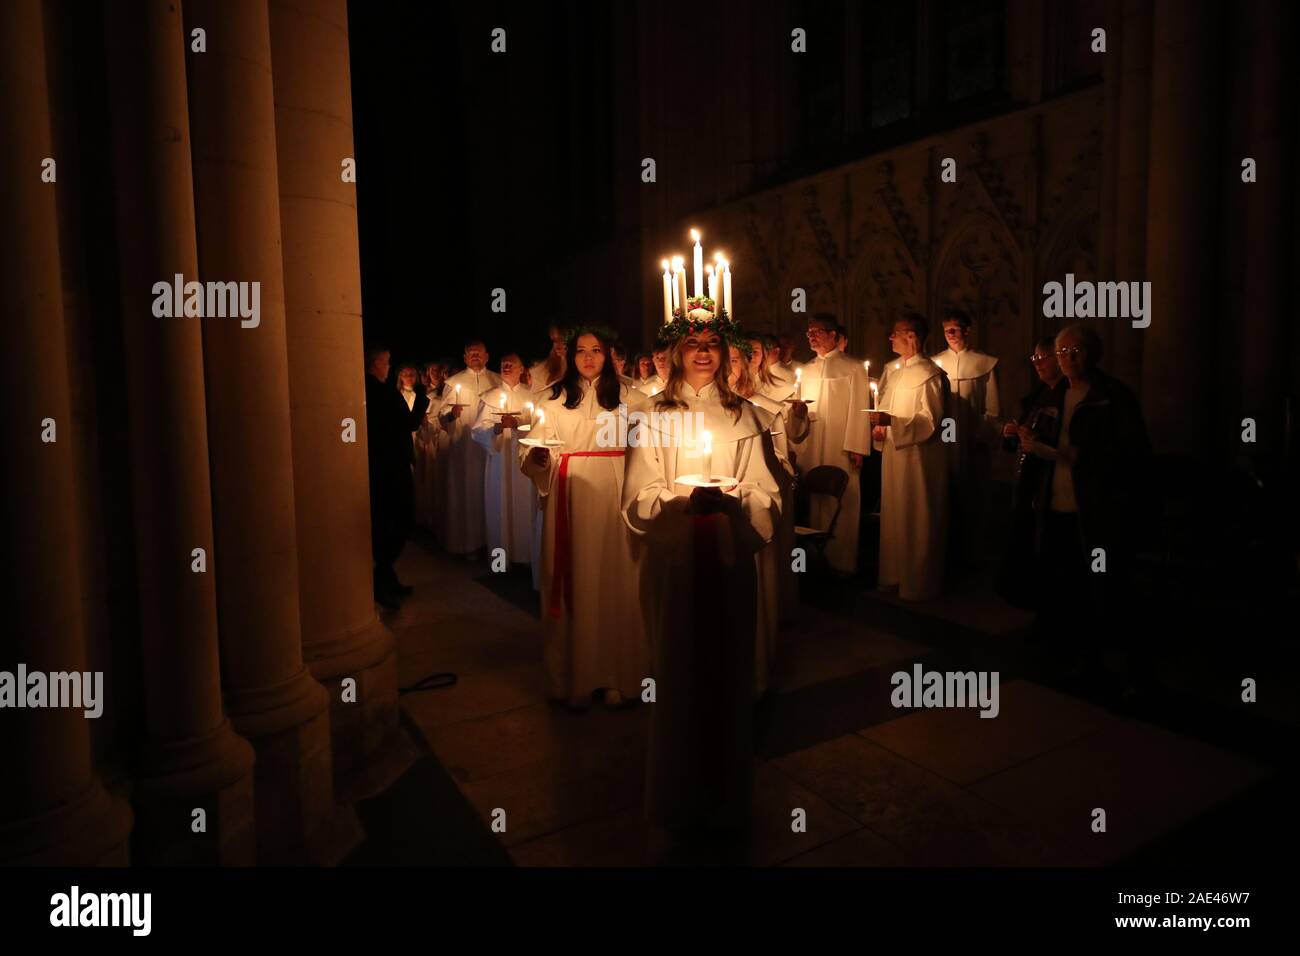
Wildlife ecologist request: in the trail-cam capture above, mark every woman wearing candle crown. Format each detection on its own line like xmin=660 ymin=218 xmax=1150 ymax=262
xmin=623 ymin=309 xmax=782 ymax=833
xmin=521 ymin=327 xmax=651 ymax=710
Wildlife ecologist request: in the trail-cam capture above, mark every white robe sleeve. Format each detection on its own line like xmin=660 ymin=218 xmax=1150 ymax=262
xmin=842 ymin=366 xmax=873 ymax=457
xmin=519 ymin=409 xmax=558 ymax=496
xmin=890 ymin=374 xmax=943 ymax=449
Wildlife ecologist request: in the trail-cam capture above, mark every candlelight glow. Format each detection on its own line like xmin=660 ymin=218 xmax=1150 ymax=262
xmin=690 ymin=229 xmax=700 ymax=242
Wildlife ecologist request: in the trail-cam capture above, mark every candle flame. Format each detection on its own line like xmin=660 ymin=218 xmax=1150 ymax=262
xmin=795 ymin=367 xmax=802 ymax=382
xmin=660 ymin=259 xmax=669 ymax=271
xmin=706 ymin=264 xmax=714 ymax=276
xmin=672 ymin=256 xmax=684 ymax=272
xmin=537 ymin=409 xmax=545 ymax=425
xmin=690 ymin=229 xmax=700 ymax=242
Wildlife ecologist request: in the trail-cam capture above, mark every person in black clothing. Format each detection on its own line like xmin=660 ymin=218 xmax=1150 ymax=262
xmin=996 ymin=335 xmax=1064 ymax=608
xmin=365 ymin=345 xmax=429 ymax=609
xmin=1020 ymin=324 xmax=1154 ymax=700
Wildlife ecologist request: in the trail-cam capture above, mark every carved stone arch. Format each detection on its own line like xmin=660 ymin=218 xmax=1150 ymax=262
xmin=930 ymin=210 xmax=1022 ymax=354
xmin=847 ymin=226 xmax=923 ymax=360
xmin=1037 ymin=202 xmax=1100 ymax=339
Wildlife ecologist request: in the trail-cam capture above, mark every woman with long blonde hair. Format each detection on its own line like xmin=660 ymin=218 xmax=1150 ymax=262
xmin=623 ymin=315 xmax=781 ymax=834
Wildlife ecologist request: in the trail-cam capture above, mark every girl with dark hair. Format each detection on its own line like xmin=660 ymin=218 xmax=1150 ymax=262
xmin=522 ymin=329 xmax=651 ymax=710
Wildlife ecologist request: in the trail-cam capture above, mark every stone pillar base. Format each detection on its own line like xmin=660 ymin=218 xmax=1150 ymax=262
xmin=131 ymin=721 xmax=256 ymax=865
xmin=226 ymin=667 xmax=346 ymax=864
xmin=0 ymin=780 xmax=133 ymax=866
xmin=307 ymin=619 xmax=401 ymax=802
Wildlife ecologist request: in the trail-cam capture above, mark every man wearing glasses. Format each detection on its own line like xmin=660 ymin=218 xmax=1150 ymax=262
xmin=870 ymin=314 xmax=949 ymax=602
xmin=786 ymin=314 xmax=874 ymax=575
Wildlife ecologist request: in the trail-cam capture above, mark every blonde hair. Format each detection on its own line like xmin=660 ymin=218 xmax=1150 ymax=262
xmin=655 ymin=334 xmax=745 ymax=421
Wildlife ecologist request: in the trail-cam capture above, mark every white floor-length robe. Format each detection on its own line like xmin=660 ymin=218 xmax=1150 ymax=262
xmin=875 ymin=355 xmax=949 ymax=601
xmin=787 ymin=350 xmax=873 ymax=574
xmin=623 ymin=382 xmax=781 ymax=829
xmin=472 ymin=381 xmax=537 ymax=567
xmin=521 ymin=380 xmax=650 ymax=701
xmin=745 ymin=391 xmax=800 ymax=691
xmin=415 ymin=387 xmax=448 ymax=530
xmin=439 ymin=367 xmax=502 ymax=554
xmin=932 ymin=347 xmax=1001 ymax=561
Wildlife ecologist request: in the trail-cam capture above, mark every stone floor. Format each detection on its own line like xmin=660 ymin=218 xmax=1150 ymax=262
xmin=348 ymin=531 xmax=1276 ymax=867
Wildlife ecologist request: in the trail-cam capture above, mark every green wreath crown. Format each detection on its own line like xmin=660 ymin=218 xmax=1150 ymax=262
xmin=656 ymin=298 xmax=751 ymax=356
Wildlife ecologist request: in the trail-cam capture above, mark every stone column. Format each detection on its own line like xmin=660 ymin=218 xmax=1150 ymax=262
xmin=1141 ymin=0 xmax=1222 ymax=455
xmin=1236 ymin=0 xmax=1294 ymax=440
xmin=268 ymin=0 xmax=402 ymax=800
xmin=184 ymin=0 xmax=347 ymax=863
xmin=0 ymin=0 xmax=132 ymax=865
xmin=1107 ymin=0 xmax=1154 ymax=390
xmin=102 ymin=0 xmax=256 ymax=864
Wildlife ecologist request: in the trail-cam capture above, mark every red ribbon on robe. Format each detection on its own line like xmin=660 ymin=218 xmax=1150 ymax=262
xmin=549 ymin=450 xmax=626 ymax=620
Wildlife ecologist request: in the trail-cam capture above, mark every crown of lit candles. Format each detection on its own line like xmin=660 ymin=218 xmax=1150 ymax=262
xmin=659 ymin=228 xmax=733 ymax=325
xmin=656 ymin=229 xmax=747 ymax=351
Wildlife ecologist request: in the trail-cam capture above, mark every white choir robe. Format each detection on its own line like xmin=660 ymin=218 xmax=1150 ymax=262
xmin=755 ymin=377 xmax=808 ymax=626
xmin=521 ymin=380 xmax=651 ymax=701
xmin=414 ymin=388 xmax=448 ymax=530
xmin=746 ymin=392 xmax=798 ymax=694
xmin=634 ymin=374 xmax=665 ymax=397
xmin=527 ymin=361 xmax=563 ymax=399
xmin=874 ymin=355 xmax=949 ymax=601
xmin=932 ymin=347 xmax=1000 ymax=559
xmin=623 ymin=382 xmax=781 ymax=829
xmin=439 ymin=367 xmax=502 ymax=554
xmin=472 ymin=381 xmax=537 ymax=567
xmin=787 ymin=350 xmax=874 ymax=574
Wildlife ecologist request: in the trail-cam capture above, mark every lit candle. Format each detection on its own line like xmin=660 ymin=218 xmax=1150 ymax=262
xmin=721 ymin=259 xmax=733 ymax=319
xmin=706 ymin=264 xmax=717 ymax=311
xmin=671 ymin=256 xmax=683 ymax=312
xmin=794 ymin=366 xmax=802 ymax=401
xmin=691 ymin=229 xmax=703 ymax=297
xmin=525 ymin=401 xmax=534 ymax=429
xmin=701 ymin=429 xmax=713 ymax=481
xmin=661 ymin=260 xmax=673 ymax=324
xmin=676 ymin=265 xmax=688 ymax=320
xmin=499 ymin=391 xmax=507 ymax=412
xmin=455 ymin=382 xmax=462 ymax=403
xmin=870 ymin=381 xmax=878 ymax=410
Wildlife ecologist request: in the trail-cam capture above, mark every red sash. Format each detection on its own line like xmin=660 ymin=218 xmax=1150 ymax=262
xmin=549 ymin=450 xmax=626 ymax=620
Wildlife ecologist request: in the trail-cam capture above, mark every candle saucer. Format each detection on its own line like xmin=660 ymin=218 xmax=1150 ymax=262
xmin=782 ymin=398 xmax=817 ymax=405
xmin=675 ymin=474 xmax=738 ymax=489
xmin=519 ymin=437 xmax=566 ymax=449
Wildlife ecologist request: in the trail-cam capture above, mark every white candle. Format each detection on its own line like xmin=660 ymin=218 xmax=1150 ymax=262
xmin=870 ymin=381 xmax=878 ymax=410
xmin=794 ymin=366 xmax=802 ymax=401
xmin=525 ymin=401 xmax=534 ymax=429
xmin=455 ymin=383 xmax=462 ymax=403
xmin=691 ymin=229 xmax=703 ymax=297
xmin=706 ymin=265 xmax=717 ymax=311
xmin=499 ymin=391 xmax=507 ymax=412
xmin=661 ymin=260 xmax=673 ymax=325
xmin=676 ymin=267 xmax=688 ymax=320
xmin=721 ymin=260 xmax=733 ymax=318
xmin=701 ymin=429 xmax=713 ymax=481
xmin=713 ymin=252 xmax=725 ymax=315
xmin=671 ymin=256 xmax=683 ymax=312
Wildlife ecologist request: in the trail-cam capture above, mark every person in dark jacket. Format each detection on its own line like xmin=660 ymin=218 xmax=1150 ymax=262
xmin=365 ymin=345 xmax=429 ymax=609
xmin=1021 ymin=324 xmax=1153 ymax=699
xmin=995 ymin=335 xmax=1064 ymax=609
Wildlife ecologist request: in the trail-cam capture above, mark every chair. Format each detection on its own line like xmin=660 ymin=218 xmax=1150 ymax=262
xmin=793 ymin=465 xmax=849 ymax=567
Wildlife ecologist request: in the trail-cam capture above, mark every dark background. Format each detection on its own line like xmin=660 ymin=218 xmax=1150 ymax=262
xmin=345 ymin=0 xmax=1085 ymax=368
